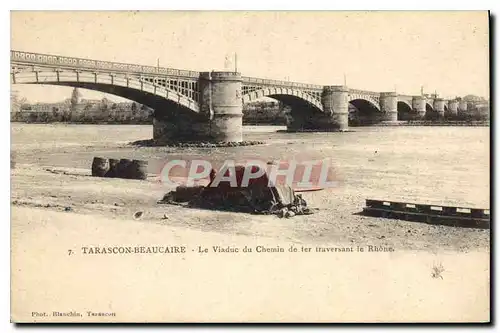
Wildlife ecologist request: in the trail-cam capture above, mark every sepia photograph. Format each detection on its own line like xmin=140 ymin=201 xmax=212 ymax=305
xmin=9 ymin=10 xmax=490 ymax=323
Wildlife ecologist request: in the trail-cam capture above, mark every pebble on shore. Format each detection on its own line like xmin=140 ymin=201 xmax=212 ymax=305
xmin=130 ymin=139 xmax=265 ymax=148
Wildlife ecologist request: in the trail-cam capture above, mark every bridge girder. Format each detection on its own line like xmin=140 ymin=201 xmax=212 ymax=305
xmin=348 ymin=94 xmax=381 ymax=111
xmin=11 ymin=69 xmax=200 ymax=113
xmin=397 ymin=99 xmax=412 ymax=109
xmin=242 ymin=87 xmax=324 ymax=112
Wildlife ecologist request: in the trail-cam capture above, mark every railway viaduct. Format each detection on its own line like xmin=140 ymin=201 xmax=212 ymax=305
xmin=11 ymin=50 xmax=468 ymax=143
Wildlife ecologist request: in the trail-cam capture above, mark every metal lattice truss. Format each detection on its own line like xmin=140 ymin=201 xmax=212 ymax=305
xmin=348 ymin=90 xmax=381 ymax=110
xmin=242 ymin=76 xmax=323 ymax=108
xmin=11 ymin=50 xmax=431 ymax=113
xmin=11 ymin=50 xmax=201 ymax=111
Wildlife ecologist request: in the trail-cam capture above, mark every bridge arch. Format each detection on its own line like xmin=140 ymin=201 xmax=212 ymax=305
xmin=348 ymin=98 xmax=381 ymax=126
xmin=348 ymin=94 xmax=380 ymax=110
xmin=397 ymin=100 xmax=413 ymax=120
xmin=242 ymin=87 xmax=323 ymax=112
xmin=424 ymin=101 xmax=439 ymax=120
xmin=11 ymin=69 xmax=200 ymax=113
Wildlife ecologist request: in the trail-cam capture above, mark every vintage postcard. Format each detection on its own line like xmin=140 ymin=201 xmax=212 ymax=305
xmin=10 ymin=11 xmax=490 ymax=323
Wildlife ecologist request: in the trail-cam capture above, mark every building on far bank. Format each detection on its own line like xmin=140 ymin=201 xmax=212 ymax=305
xmin=11 ymin=90 xmax=154 ymax=124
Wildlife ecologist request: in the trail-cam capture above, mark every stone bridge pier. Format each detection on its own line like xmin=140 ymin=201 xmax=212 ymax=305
xmin=433 ymin=98 xmax=445 ymax=119
xmin=153 ymin=71 xmax=243 ymax=143
xmin=380 ymin=92 xmax=398 ymax=122
xmin=412 ymin=96 xmax=426 ymax=119
xmin=286 ymin=85 xmax=349 ymax=131
xmin=458 ymin=100 xmax=468 ymax=119
xmin=152 ymin=108 xmax=209 ymax=143
xmin=319 ymin=85 xmax=349 ymax=131
xmin=447 ymin=100 xmax=458 ymax=118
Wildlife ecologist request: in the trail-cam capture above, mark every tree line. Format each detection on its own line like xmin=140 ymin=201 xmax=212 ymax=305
xmin=11 ymin=101 xmax=154 ymax=124
xmin=11 ymin=91 xmax=288 ymax=125
xmin=11 ymin=88 xmax=489 ymax=125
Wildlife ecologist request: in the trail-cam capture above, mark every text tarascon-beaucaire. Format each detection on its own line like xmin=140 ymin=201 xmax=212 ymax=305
xmin=81 ymin=246 xmax=186 ymax=254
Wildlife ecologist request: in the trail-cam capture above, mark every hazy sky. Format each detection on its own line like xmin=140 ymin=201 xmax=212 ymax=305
xmin=11 ymin=11 xmax=489 ymax=103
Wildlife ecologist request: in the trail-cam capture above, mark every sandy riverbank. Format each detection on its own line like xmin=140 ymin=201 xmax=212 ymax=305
xmin=11 ymin=205 xmax=490 ymax=323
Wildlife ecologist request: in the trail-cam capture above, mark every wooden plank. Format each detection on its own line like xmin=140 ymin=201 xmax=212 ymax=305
xmin=416 ymin=204 xmax=431 ymax=214
xmin=365 ymin=199 xmax=385 ymax=209
xmin=471 ymin=209 xmax=488 ymax=219
xmin=442 ymin=207 xmax=458 ymax=216
xmin=390 ymin=202 xmax=406 ymax=211
xmin=362 ymin=207 xmax=490 ymax=229
xmin=362 ymin=198 xmax=490 ymax=229
xmin=366 ymin=198 xmax=488 ymax=212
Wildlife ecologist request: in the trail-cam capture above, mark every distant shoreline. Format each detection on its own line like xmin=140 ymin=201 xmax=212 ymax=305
xmin=378 ymin=120 xmax=490 ymax=127
xmin=11 ymin=120 xmax=490 ymax=127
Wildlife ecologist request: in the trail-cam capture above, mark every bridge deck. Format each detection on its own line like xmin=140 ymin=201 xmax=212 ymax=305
xmin=11 ymin=50 xmax=201 ymax=79
xmin=11 ymin=50 xmax=389 ymax=95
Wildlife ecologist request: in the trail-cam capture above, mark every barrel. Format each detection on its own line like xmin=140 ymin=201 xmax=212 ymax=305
xmin=91 ymin=157 xmax=109 ymax=177
xmin=128 ymin=159 xmax=149 ymax=180
xmin=105 ymin=158 xmax=120 ymax=178
xmin=116 ymin=158 xmax=133 ymax=179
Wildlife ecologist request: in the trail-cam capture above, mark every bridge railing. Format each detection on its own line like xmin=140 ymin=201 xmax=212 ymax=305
xmin=11 ymin=50 xmax=200 ymax=78
xmin=11 ymin=51 xmax=436 ymax=98
xmin=241 ymin=76 xmax=323 ymax=90
xmin=348 ymin=89 xmax=380 ymax=97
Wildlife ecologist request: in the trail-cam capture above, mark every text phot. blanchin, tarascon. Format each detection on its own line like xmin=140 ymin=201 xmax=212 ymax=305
xmin=32 ymin=311 xmax=117 ymax=318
